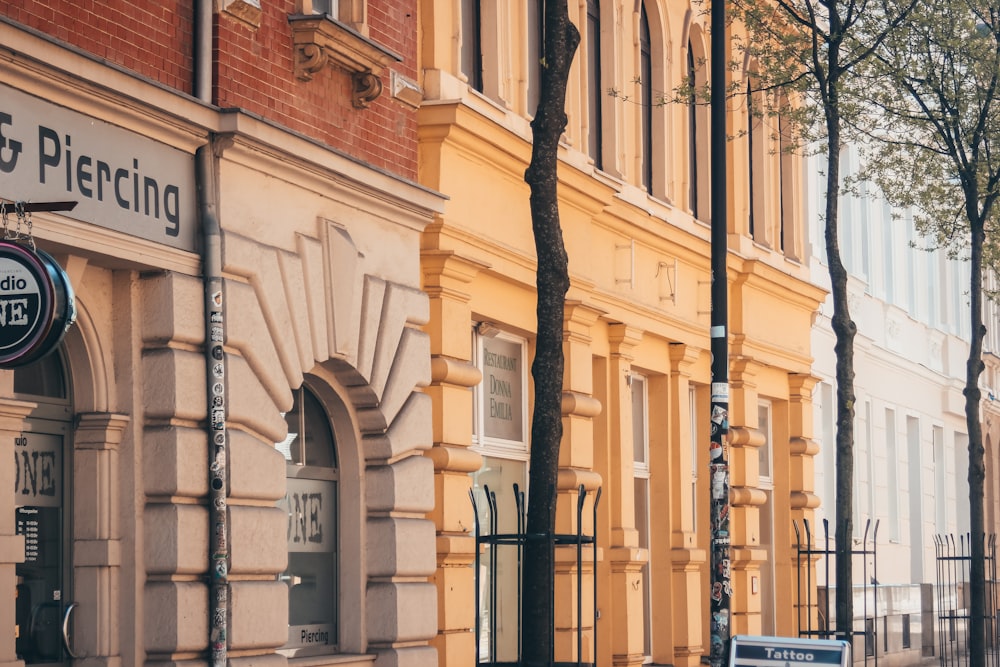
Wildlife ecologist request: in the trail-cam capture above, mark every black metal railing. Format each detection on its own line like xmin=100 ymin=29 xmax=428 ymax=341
xmin=794 ymin=518 xmax=879 ymax=664
xmin=934 ymin=533 xmax=1000 ymax=667
xmin=470 ymin=484 xmax=601 ymax=667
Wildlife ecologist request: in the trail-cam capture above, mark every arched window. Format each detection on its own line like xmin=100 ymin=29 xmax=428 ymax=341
xmin=687 ymin=42 xmax=701 ymax=218
xmin=640 ymin=5 xmax=652 ymax=190
xmin=278 ymin=384 xmax=340 ymax=654
xmin=587 ymin=0 xmax=604 ymax=169
xmin=748 ymin=79 xmax=758 ymax=240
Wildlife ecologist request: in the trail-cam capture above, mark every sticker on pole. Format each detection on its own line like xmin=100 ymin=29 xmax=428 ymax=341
xmin=730 ymin=635 xmax=851 ymax=667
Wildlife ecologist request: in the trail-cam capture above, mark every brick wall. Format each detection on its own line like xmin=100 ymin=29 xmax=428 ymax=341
xmin=0 ymin=0 xmax=418 ymax=180
xmin=0 ymin=1 xmax=195 ymax=92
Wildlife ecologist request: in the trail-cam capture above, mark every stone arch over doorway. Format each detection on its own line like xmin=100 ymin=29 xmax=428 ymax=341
xmin=222 ymin=219 xmax=436 ymax=667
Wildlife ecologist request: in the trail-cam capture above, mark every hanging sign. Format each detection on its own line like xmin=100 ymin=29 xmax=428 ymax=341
xmin=0 ymin=241 xmax=75 ymax=368
xmin=730 ymin=636 xmax=851 ymax=667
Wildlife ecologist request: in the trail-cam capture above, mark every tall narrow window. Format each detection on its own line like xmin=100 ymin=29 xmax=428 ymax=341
xmin=526 ymin=0 xmax=542 ymax=115
xmin=687 ymin=44 xmax=700 ymax=218
xmin=955 ymin=432 xmax=970 ymax=534
xmin=757 ymin=402 xmax=776 ymax=635
xmin=905 ymin=211 xmax=917 ymax=316
xmin=748 ymin=80 xmax=757 ymax=240
xmin=278 ymin=384 xmax=340 ymax=654
xmin=907 ymin=416 xmax=923 ymax=581
xmin=587 ymin=0 xmax=603 ymax=169
xmin=886 ymin=408 xmax=900 ymax=541
xmin=690 ymin=385 xmax=699 ymax=526
xmin=778 ymin=99 xmax=793 ymax=255
xmin=460 ymin=0 xmax=483 ymax=92
xmin=883 ymin=201 xmax=896 ymax=304
xmin=818 ymin=382 xmax=835 ymax=529
xmin=933 ymin=425 xmax=946 ymax=532
xmin=859 ymin=181 xmax=872 ymax=285
xmin=631 ymin=373 xmax=652 ymax=657
xmin=472 ymin=328 xmax=529 ymax=662
xmin=640 ymin=5 xmax=652 ymax=189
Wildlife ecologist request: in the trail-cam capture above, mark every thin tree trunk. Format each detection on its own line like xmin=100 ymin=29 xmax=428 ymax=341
xmin=521 ymin=2 xmax=579 ymax=666
xmin=966 ymin=220 xmax=987 ymax=667
xmin=822 ymin=75 xmax=858 ymax=643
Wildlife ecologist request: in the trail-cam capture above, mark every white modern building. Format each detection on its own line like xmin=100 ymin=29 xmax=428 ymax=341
xmin=806 ymin=145 xmax=978 ymax=663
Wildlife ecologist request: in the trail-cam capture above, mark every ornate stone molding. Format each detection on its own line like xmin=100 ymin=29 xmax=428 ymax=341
xmin=288 ymin=14 xmax=401 ymax=108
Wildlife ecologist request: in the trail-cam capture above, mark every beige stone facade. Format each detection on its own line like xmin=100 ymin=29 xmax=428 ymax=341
xmin=417 ymin=2 xmax=826 ymax=666
xmin=0 ymin=8 xmax=443 ymax=667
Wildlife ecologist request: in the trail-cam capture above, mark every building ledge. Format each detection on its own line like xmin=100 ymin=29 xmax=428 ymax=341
xmin=288 ymin=14 xmax=402 ymax=108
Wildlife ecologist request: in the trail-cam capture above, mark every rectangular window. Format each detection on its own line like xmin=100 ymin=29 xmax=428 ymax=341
xmin=955 ymin=432 xmax=969 ymax=534
xmin=886 ymin=408 xmax=900 ymax=541
xmin=757 ymin=401 xmax=775 ymax=636
xmin=883 ymin=202 xmax=895 ymax=304
xmin=778 ymin=101 xmax=794 ymax=257
xmin=472 ymin=326 xmax=530 ymax=662
xmin=907 ymin=416 xmax=923 ymax=581
xmin=865 ymin=400 xmax=874 ymax=526
xmin=860 ymin=182 xmax=871 ymax=286
xmin=819 ymin=382 xmax=835 ymax=530
xmin=526 ymin=0 xmax=542 ymax=116
xmin=460 ymin=0 xmax=483 ymax=91
xmin=311 ymin=0 xmax=339 ymax=17
xmin=927 ymin=249 xmax=939 ymax=328
xmin=690 ymin=385 xmax=698 ymax=526
xmin=905 ymin=211 xmax=917 ymax=315
xmin=933 ymin=425 xmax=946 ymax=532
xmin=631 ymin=373 xmax=652 ymax=658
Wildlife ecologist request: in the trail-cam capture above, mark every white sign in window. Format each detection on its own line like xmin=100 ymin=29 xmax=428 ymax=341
xmin=481 ymin=336 xmax=525 ymax=442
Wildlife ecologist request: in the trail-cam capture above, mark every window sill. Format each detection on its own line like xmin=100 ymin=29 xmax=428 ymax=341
xmin=288 ymin=14 xmax=402 ymax=107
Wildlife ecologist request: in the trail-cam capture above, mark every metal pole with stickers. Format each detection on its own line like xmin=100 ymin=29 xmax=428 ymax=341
xmin=708 ymin=0 xmax=732 ymax=661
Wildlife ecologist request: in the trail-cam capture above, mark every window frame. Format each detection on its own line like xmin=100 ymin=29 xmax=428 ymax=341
xmin=587 ymin=0 xmax=605 ymax=170
xmin=300 ymin=0 xmax=365 ymax=32
xmin=472 ymin=328 xmax=530 ymax=457
xmin=631 ymin=371 xmax=652 ymax=659
xmin=278 ymin=382 xmax=344 ymax=658
xmin=640 ymin=5 xmax=652 ymax=190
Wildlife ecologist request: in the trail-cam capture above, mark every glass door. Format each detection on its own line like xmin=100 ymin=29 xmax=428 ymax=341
xmin=14 ymin=353 xmax=72 ymax=666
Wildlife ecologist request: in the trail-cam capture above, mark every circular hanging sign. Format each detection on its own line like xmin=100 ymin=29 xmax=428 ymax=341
xmin=0 ymin=241 xmax=75 ymax=368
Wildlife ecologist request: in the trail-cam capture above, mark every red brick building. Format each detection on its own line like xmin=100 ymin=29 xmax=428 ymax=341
xmin=0 ymin=2 xmax=441 ymax=666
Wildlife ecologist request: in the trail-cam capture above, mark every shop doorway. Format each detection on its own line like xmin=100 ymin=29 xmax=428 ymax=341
xmin=13 ymin=351 xmax=74 ymax=665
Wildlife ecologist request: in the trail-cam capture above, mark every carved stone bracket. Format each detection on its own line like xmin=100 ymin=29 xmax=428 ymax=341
xmin=353 ymin=71 xmax=383 ymax=108
xmin=288 ymin=14 xmax=402 ymax=108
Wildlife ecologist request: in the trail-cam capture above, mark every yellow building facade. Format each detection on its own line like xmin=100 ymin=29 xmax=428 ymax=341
xmin=417 ymin=2 xmax=827 ymax=666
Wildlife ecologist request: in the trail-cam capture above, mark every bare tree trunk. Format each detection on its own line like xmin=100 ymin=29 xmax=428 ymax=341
xmin=821 ymin=69 xmax=858 ymax=642
xmin=521 ymin=2 xmax=579 ymax=666
xmin=966 ymin=220 xmax=987 ymax=666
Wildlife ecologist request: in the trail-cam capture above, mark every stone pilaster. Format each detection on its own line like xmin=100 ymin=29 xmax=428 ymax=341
xmin=420 ymin=251 xmax=487 ymax=667
xmin=665 ymin=343 xmax=706 ymax=667
xmin=787 ymin=373 xmax=820 ymax=633
xmin=73 ymin=412 xmax=130 ymax=667
xmin=553 ymin=301 xmax=604 ymax=665
xmin=728 ymin=358 xmax=765 ymax=636
xmin=606 ymin=323 xmax=645 ymax=667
